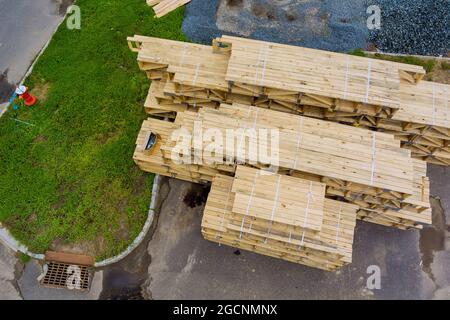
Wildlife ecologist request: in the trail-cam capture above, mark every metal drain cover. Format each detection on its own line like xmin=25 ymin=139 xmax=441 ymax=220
xmin=40 ymin=251 xmax=94 ymax=291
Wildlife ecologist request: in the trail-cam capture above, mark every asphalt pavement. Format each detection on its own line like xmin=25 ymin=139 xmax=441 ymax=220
xmin=143 ymin=176 xmax=448 ymax=300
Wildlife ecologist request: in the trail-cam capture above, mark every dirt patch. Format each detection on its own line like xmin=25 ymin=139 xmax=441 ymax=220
xmin=0 ymin=69 xmax=15 ymax=104
xmin=50 ymin=236 xmax=105 ymax=257
xmin=132 ymin=169 xmax=147 ymax=195
xmin=51 ymin=195 xmax=66 ymax=210
xmin=305 ymin=7 xmax=329 ymax=36
xmin=429 ymin=61 xmax=450 ymax=84
xmin=31 ymin=82 xmax=50 ymax=102
xmin=251 ymin=3 xmax=266 ymax=17
xmin=226 ymin=0 xmax=243 ymax=9
xmin=114 ymin=214 xmax=130 ymax=242
xmin=27 ymin=212 xmax=37 ymax=222
xmin=94 ymin=130 xmax=120 ymax=144
xmin=32 ymin=134 xmax=47 ymax=144
xmin=183 ymin=184 xmax=210 ymax=208
xmin=285 ymin=10 xmax=297 ymax=22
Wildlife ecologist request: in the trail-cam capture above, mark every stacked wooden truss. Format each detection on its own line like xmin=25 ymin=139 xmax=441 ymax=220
xmin=202 ymin=168 xmax=358 ymax=271
xmin=133 ymin=103 xmax=431 ymax=231
xmin=128 ymin=34 xmax=440 ymax=270
xmin=147 ymin=0 xmax=190 ymax=18
xmin=127 ymin=35 xmax=450 ymax=165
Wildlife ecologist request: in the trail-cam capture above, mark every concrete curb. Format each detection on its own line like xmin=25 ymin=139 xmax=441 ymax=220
xmin=0 ymin=226 xmax=45 ymax=260
xmin=0 ymin=174 xmax=161 ymax=267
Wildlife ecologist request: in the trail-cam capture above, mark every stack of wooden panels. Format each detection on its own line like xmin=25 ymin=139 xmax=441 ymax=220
xmin=356 ymin=159 xmax=431 ymax=229
xmin=128 ymin=35 xmax=408 ymax=118
xmin=326 ymin=81 xmax=450 ymax=165
xmin=133 ymin=102 xmax=430 ymax=229
xmin=169 ymin=103 xmax=416 ymax=199
xmin=133 ymin=117 xmax=235 ymax=183
xmin=147 ymin=0 xmax=190 ymax=18
xmin=201 ymin=168 xmax=359 ymax=271
xmin=127 ymin=35 xmax=450 ymax=165
xmin=216 ymin=35 xmax=423 ymax=109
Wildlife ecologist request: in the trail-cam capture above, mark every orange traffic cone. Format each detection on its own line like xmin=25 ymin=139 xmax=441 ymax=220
xmin=15 ymin=85 xmax=37 ymax=106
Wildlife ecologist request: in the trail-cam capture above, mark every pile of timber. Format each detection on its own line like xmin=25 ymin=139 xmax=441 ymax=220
xmin=133 ymin=103 xmax=431 ymax=230
xmin=147 ymin=0 xmax=190 ymax=18
xmin=127 ymin=35 xmax=450 ymax=165
xmin=128 ymin=35 xmax=437 ymax=269
xmin=201 ymin=168 xmax=358 ymax=271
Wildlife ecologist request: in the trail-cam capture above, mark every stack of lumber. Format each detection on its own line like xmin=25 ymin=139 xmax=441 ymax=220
xmin=147 ymin=0 xmax=190 ymax=18
xmin=326 ymin=80 xmax=450 ymax=165
xmin=356 ymin=159 xmax=431 ymax=229
xmin=201 ymin=168 xmax=359 ymax=271
xmin=133 ymin=117 xmax=235 ymax=183
xmin=133 ymin=103 xmax=431 ymax=230
xmin=127 ymin=35 xmax=450 ymax=165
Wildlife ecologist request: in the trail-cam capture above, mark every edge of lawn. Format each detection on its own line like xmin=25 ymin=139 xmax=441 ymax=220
xmin=0 ymin=1 xmax=187 ymax=261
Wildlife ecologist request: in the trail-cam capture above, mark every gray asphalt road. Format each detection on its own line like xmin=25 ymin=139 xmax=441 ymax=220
xmin=0 ymin=0 xmax=70 ymax=106
xmin=145 ymin=173 xmax=449 ymax=300
xmin=0 ymin=244 xmax=21 ymax=300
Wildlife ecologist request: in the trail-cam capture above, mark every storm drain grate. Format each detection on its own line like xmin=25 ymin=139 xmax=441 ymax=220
xmin=41 ymin=261 xmax=91 ymax=290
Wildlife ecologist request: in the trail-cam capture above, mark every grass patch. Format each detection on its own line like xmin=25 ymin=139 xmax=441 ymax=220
xmin=441 ymin=62 xmax=450 ymax=71
xmin=18 ymin=253 xmax=31 ymax=264
xmin=348 ymin=50 xmax=436 ymax=73
xmin=0 ymin=0 xmax=187 ymax=260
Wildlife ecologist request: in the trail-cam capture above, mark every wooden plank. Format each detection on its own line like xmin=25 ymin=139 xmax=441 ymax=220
xmin=44 ymin=251 xmax=94 ymax=266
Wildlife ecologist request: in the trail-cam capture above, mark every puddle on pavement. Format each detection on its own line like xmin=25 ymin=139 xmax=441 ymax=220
xmin=99 ymin=227 xmax=153 ymax=300
xmin=99 ymin=269 xmax=146 ymax=300
xmin=183 ymin=184 xmax=211 ymax=208
xmin=419 ymin=197 xmax=448 ymax=285
xmin=0 ymin=69 xmax=15 ymax=104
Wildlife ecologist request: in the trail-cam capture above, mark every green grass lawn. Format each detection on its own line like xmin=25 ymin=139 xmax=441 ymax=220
xmin=0 ymin=0 xmax=187 ymax=260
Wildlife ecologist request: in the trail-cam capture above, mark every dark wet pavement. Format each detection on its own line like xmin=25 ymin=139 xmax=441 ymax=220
xmin=99 ymin=231 xmax=152 ymax=300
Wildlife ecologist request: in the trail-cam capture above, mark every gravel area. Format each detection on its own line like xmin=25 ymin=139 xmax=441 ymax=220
xmin=368 ymin=0 xmax=450 ymax=56
xmin=183 ymin=0 xmax=449 ymax=55
xmin=183 ymin=0 xmax=369 ymax=52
